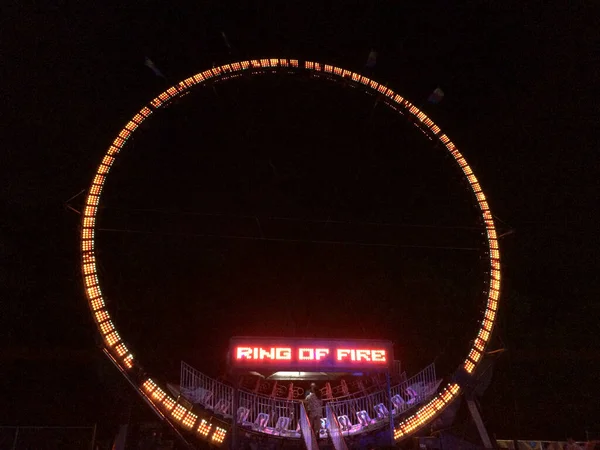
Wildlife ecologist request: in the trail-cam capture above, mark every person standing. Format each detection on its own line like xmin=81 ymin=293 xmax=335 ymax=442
xmin=305 ymin=383 xmax=323 ymax=434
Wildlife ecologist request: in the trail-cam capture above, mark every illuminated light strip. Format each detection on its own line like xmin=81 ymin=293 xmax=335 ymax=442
xmin=81 ymin=240 xmax=93 ymax=252
xmin=482 ymin=318 xmax=493 ymax=331
xmin=182 ymin=411 xmax=198 ymax=428
xmin=171 ymin=404 xmax=187 ymax=421
xmin=92 ymin=174 xmax=105 ymax=185
xmin=90 ymin=298 xmax=105 ymax=311
xmin=485 ymin=308 xmax=496 ymax=321
xmin=478 ymin=329 xmax=491 ymax=342
xmin=122 ymin=354 xmax=134 ymax=369
xmin=151 ymin=387 xmax=167 ymax=403
xmin=114 ymin=343 xmax=128 ymax=357
xmin=464 ymin=359 xmax=476 ymax=373
xmin=86 ymin=286 xmax=101 ymax=299
xmin=99 ymin=320 xmax=115 ymax=335
xmin=132 ymin=114 xmax=144 ymax=124
xmin=142 ymin=379 xmax=158 ymax=393
xmin=82 ymin=59 xmax=499 ymax=444
xmin=94 ymin=309 xmax=110 ymax=323
xmin=197 ymin=419 xmax=212 ymax=436
xmin=394 ymin=383 xmax=461 ymax=439
xmin=84 ymin=274 xmax=98 ymax=287
xmin=82 ymin=262 xmax=95 ymax=274
xmin=97 ymin=164 xmax=110 ymax=175
xmin=104 ymin=330 xmax=121 ymax=347
xmin=183 ymin=76 xmax=196 ymax=87
xmin=82 ymin=253 xmax=95 ymax=263
xmin=469 ymin=349 xmax=482 ymax=363
xmin=212 ymin=427 xmax=227 ymax=444
xmin=83 ymin=206 xmax=97 ymax=217
xmin=86 ymin=195 xmax=100 ymax=206
xmin=474 ymin=338 xmax=485 ymax=352
xmin=490 ymin=289 xmax=499 ymax=301
xmin=81 ymin=234 xmax=95 ymax=248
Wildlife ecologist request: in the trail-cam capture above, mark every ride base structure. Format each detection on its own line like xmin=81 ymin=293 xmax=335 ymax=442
xmin=170 ymin=336 xmax=442 ymax=450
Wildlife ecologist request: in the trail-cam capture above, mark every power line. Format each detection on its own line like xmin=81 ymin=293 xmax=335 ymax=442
xmin=96 ymin=227 xmax=481 ymax=251
xmin=98 ymin=207 xmax=483 ymax=231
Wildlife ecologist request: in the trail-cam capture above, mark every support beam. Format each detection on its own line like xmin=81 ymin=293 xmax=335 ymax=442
xmin=465 ymin=395 xmax=493 ymax=449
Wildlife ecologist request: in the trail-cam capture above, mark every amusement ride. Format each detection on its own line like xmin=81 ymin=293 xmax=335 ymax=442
xmin=80 ymin=58 xmax=501 ymax=449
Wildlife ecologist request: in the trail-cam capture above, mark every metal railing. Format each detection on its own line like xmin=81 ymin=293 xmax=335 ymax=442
xmin=390 ymin=363 xmax=440 ymax=416
xmin=180 ymin=361 xmax=439 ymax=439
xmin=326 ymin=363 xmax=439 ymax=435
xmin=180 ymin=362 xmax=234 ymax=417
xmin=237 ymin=389 xmax=301 ymax=436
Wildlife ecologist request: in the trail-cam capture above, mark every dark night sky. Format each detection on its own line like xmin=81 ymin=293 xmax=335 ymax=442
xmin=2 ymin=1 xmax=600 ymax=445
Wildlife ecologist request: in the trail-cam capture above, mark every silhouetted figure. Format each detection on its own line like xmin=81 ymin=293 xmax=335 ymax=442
xmin=305 ymin=383 xmax=323 ymax=433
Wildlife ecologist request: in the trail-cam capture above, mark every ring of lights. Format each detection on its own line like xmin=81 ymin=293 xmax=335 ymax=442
xmin=80 ymin=58 xmax=500 ymax=445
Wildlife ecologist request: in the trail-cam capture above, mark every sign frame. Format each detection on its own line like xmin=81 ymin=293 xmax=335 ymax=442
xmin=228 ymin=336 xmax=394 ymax=374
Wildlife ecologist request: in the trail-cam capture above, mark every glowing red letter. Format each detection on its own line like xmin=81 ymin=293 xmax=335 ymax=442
xmin=276 ymin=348 xmax=292 ymax=360
xmin=337 ymin=349 xmax=352 ymax=361
xmin=315 ymin=348 xmax=329 ymax=360
xmin=372 ymin=350 xmax=386 ymax=362
xmin=299 ymin=348 xmax=315 ymax=360
xmin=259 ymin=348 xmax=275 ymax=360
xmin=236 ymin=347 xmax=252 ymax=360
xmin=356 ymin=350 xmax=371 ymax=361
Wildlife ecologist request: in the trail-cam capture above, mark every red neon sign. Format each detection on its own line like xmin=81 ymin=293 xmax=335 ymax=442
xmin=229 ymin=337 xmax=394 ymax=372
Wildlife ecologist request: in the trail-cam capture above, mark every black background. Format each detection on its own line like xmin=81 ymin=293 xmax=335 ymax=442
xmin=2 ymin=1 xmax=599 ymax=446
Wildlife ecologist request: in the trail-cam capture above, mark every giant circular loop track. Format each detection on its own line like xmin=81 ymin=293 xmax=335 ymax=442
xmin=80 ymin=58 xmax=501 ymax=446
